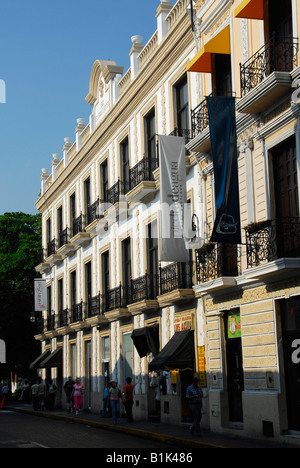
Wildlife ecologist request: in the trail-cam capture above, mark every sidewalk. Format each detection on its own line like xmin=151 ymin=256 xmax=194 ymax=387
xmin=3 ymin=401 xmax=297 ymax=449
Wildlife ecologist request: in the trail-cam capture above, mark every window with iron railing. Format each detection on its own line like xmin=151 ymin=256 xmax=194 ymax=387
xmin=195 ymin=243 xmax=240 ymax=284
xmin=240 ymin=35 xmax=298 ymax=97
xmin=245 ymin=218 xmax=300 ymax=268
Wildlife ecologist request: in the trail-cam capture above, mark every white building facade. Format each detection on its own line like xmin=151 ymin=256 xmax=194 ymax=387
xmin=35 ymin=0 xmax=206 ymax=426
xmin=34 ymin=0 xmax=300 ymax=445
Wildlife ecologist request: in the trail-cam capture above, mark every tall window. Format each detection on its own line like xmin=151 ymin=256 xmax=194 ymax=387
xmin=58 ymin=279 xmax=63 ymax=312
xmin=175 ymin=75 xmax=190 ymax=133
xmin=120 ymin=138 xmax=130 ymax=194
xmin=100 ymin=160 xmax=108 ymax=203
xmin=213 ymin=54 xmax=232 ymax=96
xmin=145 ymin=109 xmax=157 ymax=175
xmin=123 ymin=333 xmax=133 ymax=381
xmin=57 ymin=206 xmax=63 ymax=237
xmin=147 ymin=221 xmax=159 ymax=295
xmin=46 ymin=217 xmax=51 ymax=244
xmin=102 ymin=336 xmax=110 ymax=386
xmin=85 ymin=262 xmax=92 ymax=300
xmin=70 ymin=193 xmax=76 ymax=232
xmin=84 ymin=177 xmax=91 ymax=217
xmin=122 ymin=237 xmax=131 ymax=292
xmin=47 ymin=285 xmax=52 ymax=315
xmin=70 ymin=343 xmax=77 ymax=381
xmin=70 ymin=271 xmax=77 ymax=306
xmin=101 ymin=250 xmax=110 ymax=293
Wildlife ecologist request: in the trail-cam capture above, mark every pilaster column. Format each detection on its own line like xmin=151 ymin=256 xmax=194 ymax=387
xmin=239 ymin=138 xmax=255 ymax=224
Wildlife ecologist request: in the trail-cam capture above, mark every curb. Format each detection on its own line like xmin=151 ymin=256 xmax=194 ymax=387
xmin=5 ymin=406 xmax=224 ymax=449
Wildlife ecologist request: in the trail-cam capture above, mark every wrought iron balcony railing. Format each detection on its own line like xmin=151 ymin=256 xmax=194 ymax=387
xmin=87 ymin=199 xmax=104 ymax=226
xmin=191 ymin=97 xmax=210 ymax=139
xmin=36 ymin=248 xmax=45 ymax=265
xmin=130 ymin=273 xmax=159 ymax=303
xmin=195 ymin=243 xmax=240 ymax=284
xmin=58 ymin=309 xmax=69 ymax=328
xmin=86 ymin=294 xmax=101 ymax=318
xmin=47 ymin=315 xmax=56 ymax=331
xmin=72 ymin=214 xmax=84 ymax=237
xmin=240 ymin=35 xmax=298 ymax=97
xmin=159 ymin=261 xmax=194 ymax=295
xmin=47 ymin=238 xmax=56 ymax=257
xmin=245 ymin=217 xmax=300 ymax=268
xmin=129 ymin=157 xmax=158 ymax=191
xmin=70 ymin=302 xmax=83 ymax=323
xmin=58 ymin=228 xmax=69 ymax=249
xmin=191 ymin=91 xmax=235 ymax=139
xmin=101 ymin=285 xmax=126 ymax=313
xmin=106 ymin=180 xmax=127 ymax=205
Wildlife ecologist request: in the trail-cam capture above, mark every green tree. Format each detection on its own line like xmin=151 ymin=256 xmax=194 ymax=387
xmin=0 ymin=212 xmax=42 ymax=381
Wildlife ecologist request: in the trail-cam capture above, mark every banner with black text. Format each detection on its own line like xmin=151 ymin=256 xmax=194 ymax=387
xmin=158 ymin=135 xmax=189 ymax=262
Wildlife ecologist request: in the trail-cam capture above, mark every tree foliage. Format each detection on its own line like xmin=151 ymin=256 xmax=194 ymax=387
xmin=0 ymin=212 xmax=42 ymax=379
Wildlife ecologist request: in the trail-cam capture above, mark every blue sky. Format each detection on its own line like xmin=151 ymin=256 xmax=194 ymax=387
xmin=0 ymin=0 xmax=162 ymax=215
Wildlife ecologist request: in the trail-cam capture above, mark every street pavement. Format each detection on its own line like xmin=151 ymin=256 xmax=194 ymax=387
xmin=2 ymin=401 xmax=299 ymax=449
xmin=0 ymin=410 xmax=172 ymax=449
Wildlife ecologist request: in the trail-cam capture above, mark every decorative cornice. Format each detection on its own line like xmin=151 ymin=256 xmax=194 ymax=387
xmin=36 ymin=13 xmax=193 ymax=213
xmin=85 ymin=60 xmax=123 ymax=105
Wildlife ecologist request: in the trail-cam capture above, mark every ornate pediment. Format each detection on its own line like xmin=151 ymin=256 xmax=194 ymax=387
xmin=85 ymin=60 xmax=123 ymax=106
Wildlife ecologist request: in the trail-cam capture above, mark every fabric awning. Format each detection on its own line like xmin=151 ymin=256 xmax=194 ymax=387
xmin=39 ymin=347 xmax=63 ymax=368
xmin=187 ymin=26 xmax=231 ymax=73
xmin=29 ymin=350 xmax=51 ymax=369
xmin=148 ymin=329 xmax=195 ymax=371
xmin=234 ymin=0 xmax=264 ymax=20
xmin=131 ymin=325 xmax=160 ymax=358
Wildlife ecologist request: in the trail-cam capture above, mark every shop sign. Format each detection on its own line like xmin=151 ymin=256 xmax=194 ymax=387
xmin=198 ymin=346 xmax=207 ymax=387
xmin=174 ymin=314 xmax=193 ymax=332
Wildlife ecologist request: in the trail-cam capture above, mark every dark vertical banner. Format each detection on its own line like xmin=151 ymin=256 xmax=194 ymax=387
xmin=207 ymin=96 xmax=241 ymax=245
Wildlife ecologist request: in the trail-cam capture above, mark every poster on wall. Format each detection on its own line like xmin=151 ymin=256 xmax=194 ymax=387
xmin=227 ymin=312 xmax=242 ymax=339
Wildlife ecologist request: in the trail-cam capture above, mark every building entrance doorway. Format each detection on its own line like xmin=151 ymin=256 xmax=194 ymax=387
xmin=225 ymin=310 xmax=244 ymax=422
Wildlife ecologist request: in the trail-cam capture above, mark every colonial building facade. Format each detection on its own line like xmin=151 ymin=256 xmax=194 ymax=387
xmin=34 ymin=0 xmax=300 ymax=445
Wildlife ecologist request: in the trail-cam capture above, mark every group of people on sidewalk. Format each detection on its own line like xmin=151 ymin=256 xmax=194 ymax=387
xmin=101 ymin=377 xmax=134 ymax=424
xmin=64 ymin=376 xmax=134 ymax=424
xmin=7 ymin=374 xmax=203 ymax=436
xmin=31 ymin=379 xmax=57 ymax=411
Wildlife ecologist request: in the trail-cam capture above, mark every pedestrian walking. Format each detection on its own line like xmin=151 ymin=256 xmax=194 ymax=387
xmin=64 ymin=376 xmax=75 ymax=413
xmin=186 ymin=377 xmax=203 ymax=436
xmin=109 ymin=381 xmax=121 ymax=424
xmin=72 ymin=378 xmax=85 ymax=415
xmin=101 ymin=382 xmax=110 ymax=418
xmin=37 ymin=379 xmax=47 ymax=411
xmin=123 ymin=377 xmax=134 ymax=422
xmin=31 ymin=380 xmax=39 ymax=411
xmin=1 ymin=382 xmax=9 ymax=399
xmin=47 ymin=379 xmax=57 ymax=411
xmin=22 ymin=379 xmax=31 ymax=404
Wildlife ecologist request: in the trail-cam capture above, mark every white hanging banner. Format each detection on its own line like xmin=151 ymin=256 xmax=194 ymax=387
xmin=0 ymin=340 xmax=6 ymax=364
xmin=158 ymin=134 xmax=189 ymax=262
xmin=34 ymin=279 xmax=47 ymax=312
